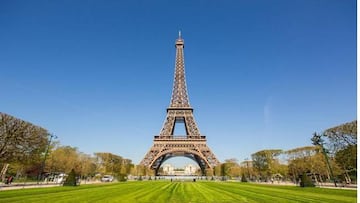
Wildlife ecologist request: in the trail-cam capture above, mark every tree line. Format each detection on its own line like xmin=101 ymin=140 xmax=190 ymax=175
xmin=216 ymin=120 xmax=357 ymax=185
xmin=0 ymin=112 xmax=136 ymax=182
xmin=1 ymin=112 xmax=356 ymax=185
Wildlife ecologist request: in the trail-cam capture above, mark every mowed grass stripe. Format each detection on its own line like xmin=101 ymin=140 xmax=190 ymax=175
xmin=131 ymin=182 xmax=175 ymax=203
xmin=0 ymin=185 xmax=102 ymax=202
xmin=0 ymin=181 xmax=356 ymax=203
xmin=203 ymin=182 xmax=276 ymax=203
xmin=214 ymin=182 xmax=316 ymax=203
xmin=183 ymin=182 xmax=220 ymax=202
xmin=146 ymin=182 xmax=178 ymax=202
xmin=214 ymin=182 xmax=355 ymax=203
xmin=92 ymin=182 xmax=162 ymax=202
xmin=198 ymin=182 xmax=249 ymax=202
xmin=0 ymin=182 xmax=156 ymax=203
xmin=225 ymin=182 xmax=356 ymax=203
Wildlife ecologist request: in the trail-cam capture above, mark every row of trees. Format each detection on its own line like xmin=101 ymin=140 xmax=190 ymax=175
xmin=0 ymin=112 xmax=135 ymax=182
xmin=45 ymin=146 xmax=135 ymax=181
xmin=4 ymin=143 xmax=136 ymax=182
xmin=1 ymin=112 xmax=356 ymax=185
xmin=0 ymin=112 xmax=167 ymax=181
xmin=216 ymin=120 xmax=357 ymax=185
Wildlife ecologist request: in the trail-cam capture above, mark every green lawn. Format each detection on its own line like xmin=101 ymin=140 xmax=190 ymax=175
xmin=0 ymin=181 xmax=356 ymax=203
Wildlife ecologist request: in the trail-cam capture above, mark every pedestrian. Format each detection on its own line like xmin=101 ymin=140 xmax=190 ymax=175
xmin=4 ymin=176 xmax=9 ymax=184
xmin=8 ymin=176 xmax=13 ymax=184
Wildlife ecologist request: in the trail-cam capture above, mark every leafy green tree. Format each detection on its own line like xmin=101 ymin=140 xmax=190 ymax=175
xmin=240 ymin=160 xmax=256 ymax=180
xmin=78 ymin=153 xmax=97 ymax=179
xmin=222 ymin=159 xmax=241 ymax=179
xmin=213 ymin=164 xmax=222 ymax=177
xmin=94 ymin=152 xmax=122 ymax=175
xmin=312 ymin=132 xmax=338 ymax=186
xmin=0 ymin=112 xmax=50 ymax=180
xmin=251 ymin=149 xmax=282 ymax=180
xmin=324 ymin=120 xmax=357 ymax=183
xmin=241 ymin=174 xmax=247 ymax=182
xmin=205 ymin=167 xmax=214 ymax=177
xmin=324 ymin=120 xmax=356 ymax=149
xmin=286 ymin=146 xmax=327 ymax=183
xmin=63 ymin=169 xmax=77 ymax=186
xmin=299 ymin=172 xmax=315 ymax=187
xmin=312 ymin=121 xmax=357 ymax=184
xmin=335 ymin=144 xmax=356 ymax=183
xmin=335 ymin=145 xmax=356 ymax=170
xmin=47 ymin=146 xmax=81 ymax=174
xmin=95 ymin=152 xmax=134 ymax=180
xmin=0 ymin=112 xmax=48 ymax=164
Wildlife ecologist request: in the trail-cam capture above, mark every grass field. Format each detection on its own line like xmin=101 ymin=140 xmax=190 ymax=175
xmin=0 ymin=181 xmax=356 ymax=203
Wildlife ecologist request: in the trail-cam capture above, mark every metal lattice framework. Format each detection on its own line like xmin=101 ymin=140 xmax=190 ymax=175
xmin=140 ymin=33 xmax=219 ymax=175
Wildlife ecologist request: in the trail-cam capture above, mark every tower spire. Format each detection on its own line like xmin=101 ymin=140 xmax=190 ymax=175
xmin=170 ymin=33 xmax=189 ymax=108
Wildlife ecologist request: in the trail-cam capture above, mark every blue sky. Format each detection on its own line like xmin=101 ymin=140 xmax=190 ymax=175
xmin=0 ymin=1 xmax=356 ymax=167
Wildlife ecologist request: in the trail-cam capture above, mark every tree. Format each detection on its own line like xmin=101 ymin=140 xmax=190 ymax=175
xmin=213 ymin=164 xmax=222 ymax=177
xmin=241 ymin=174 xmax=247 ymax=182
xmin=335 ymin=144 xmax=356 ymax=183
xmin=299 ymin=172 xmax=315 ymax=187
xmin=286 ymin=146 xmax=327 ymax=183
xmin=324 ymin=120 xmax=356 ymax=149
xmin=324 ymin=120 xmax=357 ymax=183
xmin=240 ymin=159 xmax=256 ymax=181
xmin=46 ymin=146 xmax=81 ymax=174
xmin=78 ymin=153 xmax=97 ymax=179
xmin=312 ymin=132 xmax=339 ymax=187
xmin=311 ymin=121 xmax=357 ymax=185
xmin=63 ymin=169 xmax=78 ymax=186
xmin=94 ymin=152 xmax=134 ymax=180
xmin=134 ymin=164 xmax=153 ymax=177
xmin=0 ymin=112 xmax=48 ymax=164
xmin=94 ymin=152 xmax=123 ymax=175
xmin=0 ymin=113 xmax=49 ymax=180
xmin=251 ymin=149 xmax=282 ymax=181
xmin=222 ymin=159 xmax=241 ymax=179
xmin=119 ymin=159 xmax=133 ymax=181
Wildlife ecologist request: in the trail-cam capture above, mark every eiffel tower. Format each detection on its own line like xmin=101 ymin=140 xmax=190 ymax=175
xmin=140 ymin=32 xmax=220 ymax=175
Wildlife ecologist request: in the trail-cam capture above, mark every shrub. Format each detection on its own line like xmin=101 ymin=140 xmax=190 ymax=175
xmin=299 ymin=173 xmax=314 ymax=187
xmin=63 ymin=169 xmax=78 ymax=186
xmin=117 ymin=174 xmax=127 ymax=182
xmin=241 ymin=174 xmax=248 ymax=182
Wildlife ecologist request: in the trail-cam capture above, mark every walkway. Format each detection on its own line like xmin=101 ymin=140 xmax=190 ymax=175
xmin=0 ymin=180 xmax=101 ymax=191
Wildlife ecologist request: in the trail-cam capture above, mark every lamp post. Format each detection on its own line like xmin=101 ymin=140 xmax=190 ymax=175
xmin=38 ymin=133 xmax=57 ymax=184
xmin=311 ymin=132 xmax=337 ymax=187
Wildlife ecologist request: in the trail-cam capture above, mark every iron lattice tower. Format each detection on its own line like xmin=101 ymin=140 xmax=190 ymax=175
xmin=140 ymin=33 xmax=220 ymax=175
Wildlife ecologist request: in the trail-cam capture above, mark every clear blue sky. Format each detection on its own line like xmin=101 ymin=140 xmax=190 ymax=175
xmin=0 ymin=1 xmax=356 ymax=167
